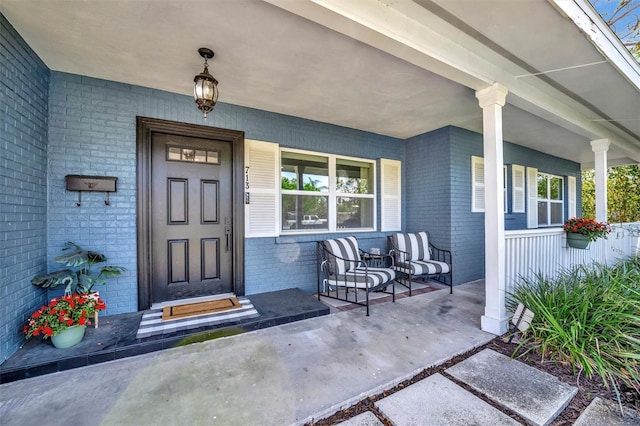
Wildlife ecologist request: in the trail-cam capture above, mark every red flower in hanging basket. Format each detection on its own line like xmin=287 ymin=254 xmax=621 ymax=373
xmin=563 ymin=217 xmax=611 ymax=242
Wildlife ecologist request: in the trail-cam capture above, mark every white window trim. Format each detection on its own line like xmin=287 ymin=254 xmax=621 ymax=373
xmin=280 ymin=147 xmax=377 ymax=234
xmin=512 ymin=164 xmax=525 ymax=213
xmin=537 ymin=172 xmax=564 ymax=227
xmin=472 ymin=156 xmax=485 ymax=213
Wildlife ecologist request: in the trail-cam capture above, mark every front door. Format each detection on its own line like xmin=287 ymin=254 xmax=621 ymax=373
xmin=151 ymin=133 xmax=233 ymax=303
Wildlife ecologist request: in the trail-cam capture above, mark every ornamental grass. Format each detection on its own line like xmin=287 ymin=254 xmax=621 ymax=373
xmin=509 ymin=256 xmax=640 ymax=405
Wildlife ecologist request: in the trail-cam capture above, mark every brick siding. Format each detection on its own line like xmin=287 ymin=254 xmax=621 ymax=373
xmin=0 ymin=14 xmax=50 ymax=362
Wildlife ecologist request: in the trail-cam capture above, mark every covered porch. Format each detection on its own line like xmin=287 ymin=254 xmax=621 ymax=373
xmin=1 ymin=0 xmax=640 ymax=364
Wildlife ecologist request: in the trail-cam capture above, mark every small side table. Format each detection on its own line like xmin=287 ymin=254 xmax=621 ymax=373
xmin=361 ymin=253 xmax=385 ymax=268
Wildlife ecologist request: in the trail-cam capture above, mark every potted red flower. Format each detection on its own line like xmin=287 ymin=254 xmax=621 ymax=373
xmin=23 ymin=293 xmax=106 ymax=348
xmin=563 ymin=217 xmax=611 ymax=249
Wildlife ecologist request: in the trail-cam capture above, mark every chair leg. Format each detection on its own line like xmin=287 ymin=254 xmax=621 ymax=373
xmin=408 ymin=272 xmax=412 ymax=296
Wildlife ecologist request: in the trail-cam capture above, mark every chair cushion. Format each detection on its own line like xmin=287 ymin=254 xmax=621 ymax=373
xmin=322 ymin=236 xmax=361 ymax=275
xmin=395 ymin=260 xmax=450 ymax=276
xmin=326 ymin=267 xmax=396 ymax=289
xmin=391 ymin=232 xmax=430 ymax=261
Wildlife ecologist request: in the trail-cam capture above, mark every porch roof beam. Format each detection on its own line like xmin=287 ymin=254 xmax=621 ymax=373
xmin=265 ymin=0 xmax=640 ymax=162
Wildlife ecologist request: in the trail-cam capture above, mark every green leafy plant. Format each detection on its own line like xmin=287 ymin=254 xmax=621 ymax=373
xmin=31 ymin=242 xmax=126 ymax=294
xmin=563 ymin=217 xmax=612 ymax=242
xmin=509 ymin=257 xmax=640 ymax=407
xmin=23 ymin=293 xmax=106 ymax=339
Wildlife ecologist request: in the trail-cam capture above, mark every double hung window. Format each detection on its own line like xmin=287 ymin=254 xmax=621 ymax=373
xmin=280 ymin=149 xmax=375 ymax=233
xmin=537 ymin=173 xmax=564 ymax=226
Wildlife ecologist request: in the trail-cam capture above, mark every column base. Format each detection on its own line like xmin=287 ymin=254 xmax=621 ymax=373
xmin=481 ymin=314 xmax=509 ymax=336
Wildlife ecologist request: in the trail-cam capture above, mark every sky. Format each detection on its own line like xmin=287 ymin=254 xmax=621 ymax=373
xmin=588 ymin=0 xmax=640 ymax=55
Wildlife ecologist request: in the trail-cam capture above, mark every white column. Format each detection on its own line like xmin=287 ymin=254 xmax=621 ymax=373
xmin=476 ymin=83 xmax=509 ymax=336
xmin=590 ymin=139 xmax=610 ymax=222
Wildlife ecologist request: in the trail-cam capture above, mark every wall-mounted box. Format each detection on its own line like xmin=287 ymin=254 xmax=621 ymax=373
xmin=65 ymin=175 xmax=118 ymax=206
xmin=66 ymin=175 xmax=117 ymax=192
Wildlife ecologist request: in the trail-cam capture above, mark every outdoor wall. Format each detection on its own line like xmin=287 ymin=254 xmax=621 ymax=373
xmin=449 ymin=127 xmax=583 ymax=284
xmin=47 ymin=71 xmax=404 ymax=310
xmin=449 ymin=127 xmax=488 ymax=284
xmin=0 ymin=14 xmax=50 ymax=362
xmin=503 ymin=142 xmax=582 ymax=229
xmin=404 ymin=126 xmax=454 ymax=271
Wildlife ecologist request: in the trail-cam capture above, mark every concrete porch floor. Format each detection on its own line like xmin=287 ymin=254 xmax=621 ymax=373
xmin=0 ymin=288 xmax=330 ymax=383
xmin=0 ymin=280 xmax=492 ymax=426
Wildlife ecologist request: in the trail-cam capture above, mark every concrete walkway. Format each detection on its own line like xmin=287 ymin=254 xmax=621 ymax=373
xmin=1 ymin=281 xmax=492 ymax=426
xmin=3 ymin=280 xmax=639 ymax=425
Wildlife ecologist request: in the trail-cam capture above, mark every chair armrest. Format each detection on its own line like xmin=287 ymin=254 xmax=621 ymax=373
xmin=389 ymin=247 xmax=409 ymax=264
xmin=429 ymin=242 xmax=452 ymax=264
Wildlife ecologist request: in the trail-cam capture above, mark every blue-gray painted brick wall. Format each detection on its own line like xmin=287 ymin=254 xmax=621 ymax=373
xmin=448 ymin=127 xmax=582 ymax=284
xmin=404 ymin=126 xmax=454 ymax=271
xmin=0 ymin=14 xmax=50 ymax=362
xmin=47 ymin=71 xmax=404 ymax=304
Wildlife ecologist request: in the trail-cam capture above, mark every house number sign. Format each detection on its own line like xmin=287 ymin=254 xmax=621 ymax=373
xmin=245 ymin=166 xmax=250 ymax=204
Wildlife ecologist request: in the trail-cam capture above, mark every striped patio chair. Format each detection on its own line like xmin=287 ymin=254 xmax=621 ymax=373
xmin=317 ymin=236 xmax=395 ymax=316
xmin=388 ymin=232 xmax=452 ymax=295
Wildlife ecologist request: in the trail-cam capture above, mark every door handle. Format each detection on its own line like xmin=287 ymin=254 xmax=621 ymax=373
xmin=225 ymin=226 xmax=232 ymax=252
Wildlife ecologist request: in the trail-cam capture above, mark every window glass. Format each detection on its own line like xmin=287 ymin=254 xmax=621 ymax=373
xmin=537 ymin=175 xmax=547 ymax=198
xmin=280 ymin=150 xmax=375 ymax=233
xmin=166 ymin=146 xmax=220 ymax=164
xmin=336 ymin=159 xmax=373 ymax=194
xmin=194 ymin=150 xmax=207 ymax=163
xmin=337 ymin=197 xmax=374 ymax=229
xmin=281 ymin=194 xmax=328 ymax=231
xmin=550 ymin=203 xmax=563 ymax=224
xmin=537 ymin=201 xmax=548 ymax=225
xmin=537 ymin=173 xmax=564 ymax=226
xmin=281 ymin=152 xmax=328 ymax=192
xmin=550 ymin=177 xmax=563 ymax=200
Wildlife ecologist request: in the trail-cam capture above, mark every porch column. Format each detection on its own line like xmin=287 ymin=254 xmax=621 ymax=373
xmin=590 ymin=139 xmax=610 ymax=222
xmin=476 ymin=83 xmax=509 ymax=335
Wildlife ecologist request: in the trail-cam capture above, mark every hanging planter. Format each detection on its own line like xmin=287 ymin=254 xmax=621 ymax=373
xmin=566 ymin=232 xmax=590 ymax=249
xmin=563 ymin=217 xmax=611 ymax=250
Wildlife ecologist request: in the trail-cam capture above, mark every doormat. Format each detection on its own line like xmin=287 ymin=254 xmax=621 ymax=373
xmin=136 ymin=296 xmax=259 ymax=339
xmin=162 ymin=297 xmax=241 ymax=321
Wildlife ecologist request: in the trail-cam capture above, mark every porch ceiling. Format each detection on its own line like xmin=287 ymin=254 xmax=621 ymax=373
xmin=2 ymin=0 xmax=639 ymax=168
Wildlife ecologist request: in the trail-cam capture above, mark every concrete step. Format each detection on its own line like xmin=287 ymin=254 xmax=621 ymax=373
xmin=573 ymin=397 xmax=640 ymax=426
xmin=375 ymin=373 xmax=521 ymax=425
xmin=446 ymin=349 xmax=577 ymax=426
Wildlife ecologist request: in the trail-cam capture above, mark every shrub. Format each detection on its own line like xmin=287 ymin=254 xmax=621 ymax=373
xmin=509 ymin=256 xmax=640 ymax=405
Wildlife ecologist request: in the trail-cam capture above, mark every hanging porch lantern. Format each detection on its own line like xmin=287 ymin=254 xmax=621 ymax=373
xmin=193 ymin=47 xmax=219 ymax=120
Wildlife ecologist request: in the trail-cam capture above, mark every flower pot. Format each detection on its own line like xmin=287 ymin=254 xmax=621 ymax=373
xmin=51 ymin=325 xmax=86 ymax=349
xmin=566 ymin=233 xmax=590 ymax=249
